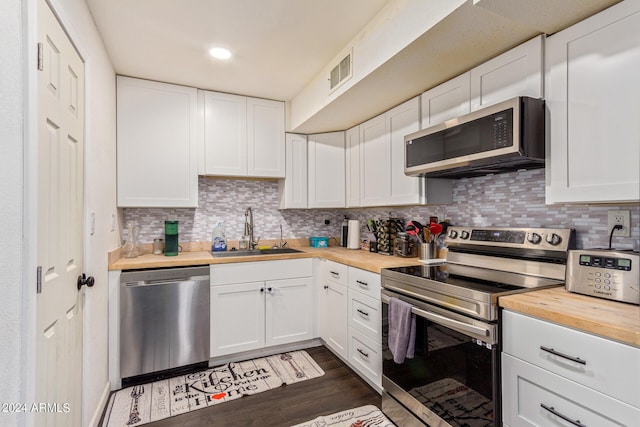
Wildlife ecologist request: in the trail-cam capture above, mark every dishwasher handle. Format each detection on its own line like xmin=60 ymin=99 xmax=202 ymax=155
xmin=122 ymin=275 xmax=210 ymax=288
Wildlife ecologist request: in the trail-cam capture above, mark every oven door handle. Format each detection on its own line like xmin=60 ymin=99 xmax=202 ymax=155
xmin=410 ymin=307 xmax=490 ymax=337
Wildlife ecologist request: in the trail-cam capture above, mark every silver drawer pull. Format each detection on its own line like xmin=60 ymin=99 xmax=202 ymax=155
xmin=540 ymin=346 xmax=586 ymax=365
xmin=541 ymin=403 xmax=586 ymax=427
xmin=356 ymin=280 xmax=368 ymax=287
xmin=357 ymin=348 xmax=369 ymax=358
xmin=357 ymin=309 xmax=369 ymax=317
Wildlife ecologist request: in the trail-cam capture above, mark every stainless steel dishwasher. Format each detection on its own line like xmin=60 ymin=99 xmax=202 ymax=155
xmin=120 ymin=266 xmax=210 ymax=382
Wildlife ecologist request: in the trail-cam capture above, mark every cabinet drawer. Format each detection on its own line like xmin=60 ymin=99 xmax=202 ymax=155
xmin=349 ymin=328 xmax=382 ymax=387
xmin=348 ymin=289 xmax=381 ymax=343
xmin=348 ymin=267 xmax=380 ymax=299
xmin=211 ymin=259 xmax=312 ymax=285
xmin=324 ymin=260 xmax=348 ymax=286
xmin=502 ymin=354 xmax=640 ymax=426
xmin=503 ymin=310 xmax=640 ymax=408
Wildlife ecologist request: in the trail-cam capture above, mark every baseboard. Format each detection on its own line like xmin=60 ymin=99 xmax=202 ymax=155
xmin=87 ymin=381 xmax=111 ymax=427
xmin=208 ymin=338 xmax=322 ymax=366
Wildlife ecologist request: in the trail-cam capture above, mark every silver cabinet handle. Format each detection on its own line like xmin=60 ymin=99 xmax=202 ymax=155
xmin=540 ymin=346 xmax=586 ymax=365
xmin=357 ymin=348 xmax=369 ymax=358
xmin=356 ymin=280 xmax=368 ymax=287
xmin=357 ymin=309 xmax=369 ymax=317
xmin=411 ymin=307 xmax=490 ymax=337
xmin=541 ymin=404 xmax=586 ymax=427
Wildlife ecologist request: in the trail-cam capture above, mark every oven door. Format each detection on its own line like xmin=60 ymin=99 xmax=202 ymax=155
xmin=381 ymin=289 xmax=499 ymax=427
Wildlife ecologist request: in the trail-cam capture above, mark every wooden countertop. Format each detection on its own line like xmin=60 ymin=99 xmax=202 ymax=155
xmin=108 ymin=246 xmax=422 ymax=274
xmin=500 ymin=287 xmax=640 ymax=348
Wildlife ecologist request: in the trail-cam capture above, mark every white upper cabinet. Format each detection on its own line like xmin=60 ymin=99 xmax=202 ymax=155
xmin=203 ymin=91 xmax=285 ymax=178
xmin=388 ymin=98 xmax=426 ymax=205
xmin=470 ymin=35 xmax=544 ymax=111
xmin=247 ymin=97 xmax=285 ymax=177
xmin=546 ymin=1 xmax=640 ymax=204
xmin=116 ymin=76 xmax=198 ymax=207
xmin=345 ymin=125 xmax=361 ymax=208
xmin=421 ymin=72 xmax=471 ymax=127
xmin=358 ymin=97 xmax=452 ymax=207
xmin=359 ymin=114 xmax=389 ymax=206
xmin=421 ymin=36 xmax=543 ymax=130
xmin=203 ymin=91 xmax=247 ymax=176
xmin=278 ymin=133 xmax=308 ymax=209
xmin=308 ymin=132 xmax=346 ymax=208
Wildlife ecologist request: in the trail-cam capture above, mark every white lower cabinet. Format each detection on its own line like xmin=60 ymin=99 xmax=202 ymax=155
xmin=502 ymin=310 xmax=640 ymax=426
xmin=318 ymin=260 xmax=349 ymax=360
xmin=318 ymin=261 xmax=383 ymax=391
xmin=210 ymin=259 xmax=313 ymax=358
xmin=349 ymin=328 xmax=382 ymax=388
xmin=502 ymin=354 xmax=640 ymax=426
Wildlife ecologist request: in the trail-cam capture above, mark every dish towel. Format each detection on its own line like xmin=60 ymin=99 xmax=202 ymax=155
xmin=388 ymin=297 xmax=416 ymax=363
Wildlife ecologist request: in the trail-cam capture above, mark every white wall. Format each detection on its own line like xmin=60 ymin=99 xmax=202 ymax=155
xmin=0 ymin=0 xmax=24 ymax=426
xmin=46 ymin=0 xmax=121 ymax=425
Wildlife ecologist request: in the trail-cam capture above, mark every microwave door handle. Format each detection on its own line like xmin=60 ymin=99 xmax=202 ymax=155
xmin=411 ymin=307 xmax=490 ymax=338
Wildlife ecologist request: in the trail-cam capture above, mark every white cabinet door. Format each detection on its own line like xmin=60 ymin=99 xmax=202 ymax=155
xmin=421 ymin=72 xmax=471 ymax=127
xmin=265 ymin=277 xmax=313 ymax=347
xmin=203 ymin=91 xmax=247 ymax=176
xmin=358 ymin=114 xmax=391 ymax=206
xmin=546 ymin=1 xmax=640 ymax=203
xmin=308 ymin=132 xmax=345 ymax=208
xmin=345 ymin=125 xmax=361 ymax=207
xmin=470 ymin=35 xmax=543 ymax=111
xmin=323 ymin=280 xmax=348 ymax=360
xmin=247 ymin=97 xmax=285 ymax=178
xmin=210 ymin=282 xmax=265 ymax=357
xmin=279 ymin=133 xmax=308 ymax=209
xmin=116 ymin=76 xmax=198 ymax=207
xmin=359 ymin=114 xmax=389 ymax=207
xmin=388 ymin=97 xmax=422 ymax=205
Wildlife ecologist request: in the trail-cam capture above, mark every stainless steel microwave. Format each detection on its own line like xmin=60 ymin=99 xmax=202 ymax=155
xmin=404 ymin=96 xmax=545 ymax=178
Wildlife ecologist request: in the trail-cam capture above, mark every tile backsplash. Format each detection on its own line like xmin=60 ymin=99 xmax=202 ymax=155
xmin=123 ymin=169 xmax=639 ymax=251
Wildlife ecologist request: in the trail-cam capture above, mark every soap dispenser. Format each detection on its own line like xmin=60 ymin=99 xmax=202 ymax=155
xmin=211 ymin=221 xmax=227 ymax=252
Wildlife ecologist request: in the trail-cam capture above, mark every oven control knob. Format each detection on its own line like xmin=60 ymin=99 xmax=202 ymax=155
xmin=448 ymin=230 xmax=458 ymax=239
xmin=460 ymin=230 xmax=470 ymax=240
xmin=546 ymin=233 xmax=563 ymax=246
xmin=527 ymin=232 xmax=542 ymax=244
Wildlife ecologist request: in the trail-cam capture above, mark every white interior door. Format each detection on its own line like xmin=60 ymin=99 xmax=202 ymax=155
xmin=36 ymin=0 xmax=85 ymax=424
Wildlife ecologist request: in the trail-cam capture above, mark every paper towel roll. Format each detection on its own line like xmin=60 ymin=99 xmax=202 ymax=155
xmin=347 ymin=220 xmax=360 ymax=250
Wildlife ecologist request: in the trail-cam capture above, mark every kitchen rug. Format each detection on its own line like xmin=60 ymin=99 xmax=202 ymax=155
xmin=102 ymin=350 xmax=324 ymax=427
xmin=291 ymin=405 xmax=395 ymax=427
xmin=409 ymin=378 xmax=493 ymax=427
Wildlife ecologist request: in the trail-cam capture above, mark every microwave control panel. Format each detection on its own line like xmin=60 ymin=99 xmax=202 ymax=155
xmin=566 ymin=249 xmax=639 ymax=304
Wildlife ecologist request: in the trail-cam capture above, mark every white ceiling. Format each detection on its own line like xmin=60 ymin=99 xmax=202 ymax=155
xmin=85 ymin=0 xmax=390 ymax=101
xmin=86 ymin=0 xmax=621 ymax=133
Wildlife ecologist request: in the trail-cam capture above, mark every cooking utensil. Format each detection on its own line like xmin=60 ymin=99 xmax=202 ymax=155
xmin=429 ymin=222 xmax=443 ymax=237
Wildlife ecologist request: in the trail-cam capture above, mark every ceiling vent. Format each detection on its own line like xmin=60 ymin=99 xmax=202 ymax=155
xmin=329 ymin=50 xmax=353 ymax=93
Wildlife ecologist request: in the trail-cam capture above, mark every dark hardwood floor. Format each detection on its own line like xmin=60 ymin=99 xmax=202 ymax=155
xmin=111 ymin=345 xmax=382 ymax=426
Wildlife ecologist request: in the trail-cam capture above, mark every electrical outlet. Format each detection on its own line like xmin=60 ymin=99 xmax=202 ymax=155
xmin=608 ymin=210 xmax=631 ymax=237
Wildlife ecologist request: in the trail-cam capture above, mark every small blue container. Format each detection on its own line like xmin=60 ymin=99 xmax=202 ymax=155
xmin=309 ymin=237 xmax=329 ymax=248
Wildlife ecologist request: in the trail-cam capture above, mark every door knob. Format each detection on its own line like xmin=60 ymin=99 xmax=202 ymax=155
xmin=77 ymin=274 xmax=95 ymax=290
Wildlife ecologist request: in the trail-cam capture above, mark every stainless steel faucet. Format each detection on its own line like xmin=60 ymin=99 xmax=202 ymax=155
xmin=244 ymin=207 xmax=258 ymax=250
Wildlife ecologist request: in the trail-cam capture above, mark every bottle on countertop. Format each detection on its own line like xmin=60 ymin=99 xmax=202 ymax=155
xmin=211 ymin=221 xmax=227 ymax=252
xmin=341 ymin=215 xmax=349 ymax=247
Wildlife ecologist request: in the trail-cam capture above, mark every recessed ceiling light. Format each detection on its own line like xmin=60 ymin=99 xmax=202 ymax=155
xmin=209 ymin=47 xmax=231 ymax=60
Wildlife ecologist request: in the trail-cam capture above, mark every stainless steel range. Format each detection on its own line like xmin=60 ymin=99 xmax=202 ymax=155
xmin=381 ymin=226 xmax=575 ymax=427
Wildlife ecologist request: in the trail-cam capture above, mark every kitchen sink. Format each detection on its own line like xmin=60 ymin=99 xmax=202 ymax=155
xmin=210 ymin=247 xmax=304 ymax=258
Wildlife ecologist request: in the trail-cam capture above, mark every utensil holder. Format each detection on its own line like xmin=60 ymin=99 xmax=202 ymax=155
xmin=419 ymin=242 xmax=437 ymax=262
